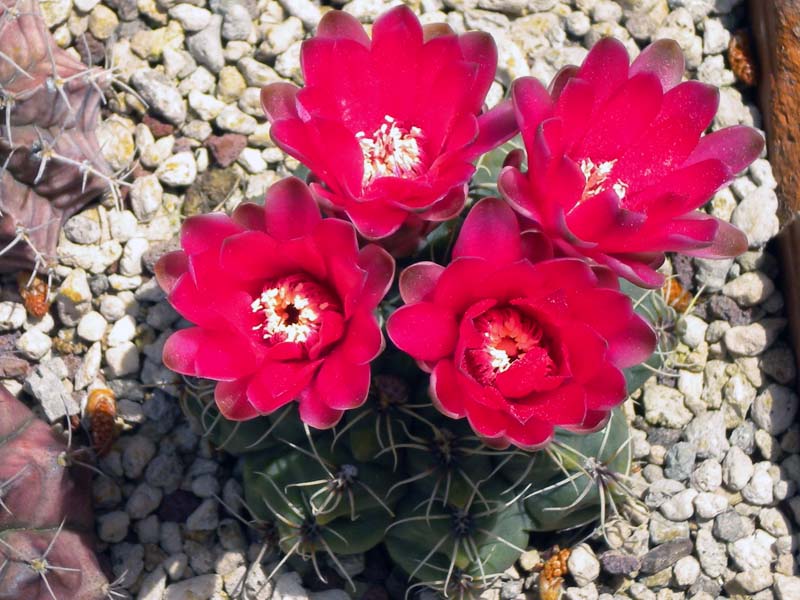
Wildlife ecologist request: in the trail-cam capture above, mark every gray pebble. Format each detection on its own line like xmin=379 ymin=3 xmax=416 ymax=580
xmin=135 ymin=514 xmax=161 ymax=544
xmin=599 ymin=551 xmax=640 ymax=576
xmin=724 ymin=319 xmax=785 ymax=357
xmin=145 ymin=452 xmax=184 ymax=490
xmin=64 ymin=214 xmax=101 ymax=245
xmin=690 ymin=459 xmax=722 ymax=492
xmin=649 ymin=513 xmax=690 ymax=545
xmin=105 ymin=341 xmax=141 ymax=378
xmin=713 ymin=510 xmax=754 ymax=542
xmin=111 ymin=542 xmax=144 ymax=589
xmin=683 ymin=411 xmax=729 ymax=460
xmin=25 ymin=360 xmax=78 ymax=420
xmin=186 ymin=15 xmax=225 ymax=73
xmin=131 ymin=69 xmax=187 ymax=125
xmin=639 ymin=539 xmax=693 ymax=575
xmin=16 ymin=328 xmax=52 ymax=360
xmin=696 ymin=527 xmax=726 ymax=578
xmin=664 ymin=442 xmax=696 ymax=481
xmin=126 ymin=483 xmax=163 ymax=519
xmin=122 ymin=435 xmax=157 ymax=479
xmin=693 ymin=491 xmax=728 ymax=519
xmin=732 ymin=187 xmax=780 ymax=249
xmin=164 ymin=575 xmax=223 ymax=600
xmin=728 ymin=530 xmax=777 ymax=571
xmin=138 ymin=565 xmax=168 ymax=600
xmin=741 ymin=461 xmax=775 ymax=505
xmin=221 ymin=2 xmax=253 ymax=40
xmin=97 ymin=510 xmax=130 ymax=543
xmin=191 ymin=473 xmax=220 ymax=498
xmin=752 ymin=384 xmax=799 ymax=435
xmin=567 ymin=544 xmax=600 ymax=587
xmin=186 ymin=498 xmax=219 ymax=531
xmin=660 ymin=488 xmax=697 ymax=521
xmin=672 ymin=555 xmax=700 ymax=587
xmin=730 ymin=422 xmax=756 ymax=454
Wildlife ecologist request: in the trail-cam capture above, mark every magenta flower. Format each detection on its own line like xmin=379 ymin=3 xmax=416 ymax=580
xmin=499 ymin=38 xmax=764 ymax=287
xmin=261 ymin=6 xmax=518 ymax=244
xmin=386 ymin=198 xmax=655 ymax=449
xmin=155 ymin=178 xmax=394 ymax=428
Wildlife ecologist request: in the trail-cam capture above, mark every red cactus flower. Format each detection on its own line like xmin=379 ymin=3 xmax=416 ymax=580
xmin=155 ymin=178 xmax=394 ymax=428
xmin=261 ymin=6 xmax=518 ymax=246
xmin=386 ymin=198 xmax=656 ymax=449
xmin=499 ymin=38 xmax=764 ymax=287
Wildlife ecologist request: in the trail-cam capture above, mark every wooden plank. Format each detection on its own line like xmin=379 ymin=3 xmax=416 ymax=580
xmin=750 ymin=0 xmax=800 ymax=385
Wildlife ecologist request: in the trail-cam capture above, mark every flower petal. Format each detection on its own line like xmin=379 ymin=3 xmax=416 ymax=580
xmin=247 ymin=360 xmax=321 ymax=413
xmin=511 ymin=77 xmax=553 ymax=153
xmin=231 ymin=202 xmax=267 ymax=232
xmin=215 ymin=378 xmax=260 ymax=420
xmin=684 ymin=125 xmax=765 ymax=175
xmin=457 ymin=31 xmax=498 ymax=112
xmin=399 ymin=261 xmax=444 ymax=304
xmin=340 ymin=310 xmax=384 ymax=364
xmin=297 ymin=387 xmax=344 ymax=429
xmin=680 ymin=215 xmax=749 ymax=258
xmin=583 ymin=363 xmax=627 ymax=410
xmin=430 ymin=359 xmax=469 ymax=419
xmin=264 ymin=177 xmax=321 ymax=241
xmin=629 ymin=38 xmax=685 ymax=92
xmin=576 ymin=73 xmax=663 ymax=161
xmin=452 ymin=197 xmax=521 ymax=263
xmin=181 ymin=213 xmax=243 ymax=255
xmin=315 ymin=9 xmax=370 ymax=46
xmin=356 ymin=244 xmax=395 ymax=309
xmin=472 ymin=99 xmax=519 ymax=157
xmin=312 ymin=351 xmax=370 ymax=410
xmin=387 ymin=302 xmax=458 ymax=361
xmin=344 ymin=198 xmax=409 ymax=239
xmin=155 ymin=250 xmax=188 ymax=295
xmin=261 ymin=82 xmax=300 ymax=122
xmin=163 ymin=328 xmax=257 ymax=380
xmin=577 ymin=37 xmax=630 ymax=110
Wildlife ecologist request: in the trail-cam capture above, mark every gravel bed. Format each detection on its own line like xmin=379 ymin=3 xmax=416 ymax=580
xmin=2 ymin=0 xmax=799 ymax=598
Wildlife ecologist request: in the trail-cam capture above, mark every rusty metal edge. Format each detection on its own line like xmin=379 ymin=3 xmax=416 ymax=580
xmin=749 ymin=0 xmax=800 ymax=390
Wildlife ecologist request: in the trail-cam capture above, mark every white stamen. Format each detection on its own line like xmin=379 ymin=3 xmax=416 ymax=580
xmin=487 ymin=346 xmax=513 ymax=373
xmin=251 ymin=283 xmax=319 ymax=344
xmin=357 ymin=115 xmax=425 ymax=185
xmin=579 ymin=158 xmax=627 ymax=201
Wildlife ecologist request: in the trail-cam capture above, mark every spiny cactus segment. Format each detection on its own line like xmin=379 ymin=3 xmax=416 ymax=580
xmin=0 ymin=387 xmax=109 ymax=600
xmin=0 ymin=0 xmax=124 ymax=274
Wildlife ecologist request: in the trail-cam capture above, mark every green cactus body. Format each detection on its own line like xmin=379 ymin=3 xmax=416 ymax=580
xmin=385 ymin=481 xmax=530 ymax=590
xmin=517 ymin=409 xmax=633 ymax=532
xmin=242 ymin=433 xmax=396 ymax=557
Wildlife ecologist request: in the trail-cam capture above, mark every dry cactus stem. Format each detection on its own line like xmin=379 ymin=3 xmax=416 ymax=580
xmin=0 ymin=387 xmax=110 ymax=600
xmin=0 ymin=0 xmax=114 ymax=273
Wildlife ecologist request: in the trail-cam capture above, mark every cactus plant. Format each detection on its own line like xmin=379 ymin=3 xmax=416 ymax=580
xmin=0 ymin=0 xmax=115 ymax=273
xmin=182 ymin=347 xmax=656 ymax=596
xmin=0 ymin=387 xmax=111 ymax=600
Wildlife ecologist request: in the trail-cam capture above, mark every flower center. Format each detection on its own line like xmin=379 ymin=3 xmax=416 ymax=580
xmin=251 ymin=274 xmax=339 ymax=346
xmin=579 ymin=158 xmax=628 ymax=202
xmin=356 ymin=115 xmax=425 ymax=185
xmin=465 ymin=307 xmax=555 ymax=386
